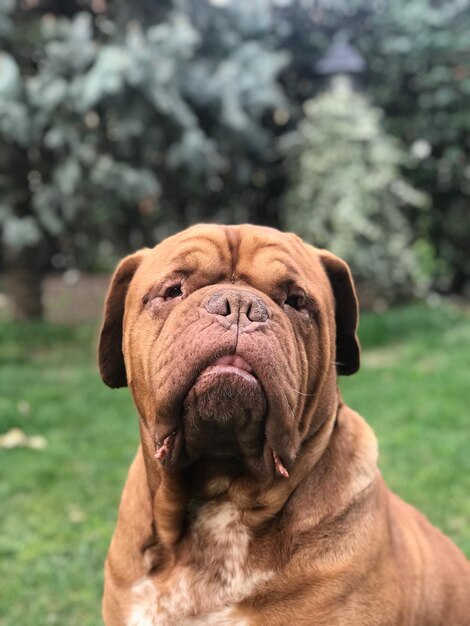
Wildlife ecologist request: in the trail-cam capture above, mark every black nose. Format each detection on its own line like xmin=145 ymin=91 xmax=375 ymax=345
xmin=204 ymin=289 xmax=269 ymax=326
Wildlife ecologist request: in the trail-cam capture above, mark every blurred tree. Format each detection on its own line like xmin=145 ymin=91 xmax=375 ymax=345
xmin=0 ymin=0 xmax=286 ymax=319
xmin=363 ymin=0 xmax=470 ymax=294
xmin=1 ymin=0 xmax=469 ymax=319
xmin=274 ymin=0 xmax=470 ymax=294
xmin=284 ymin=78 xmax=430 ymax=303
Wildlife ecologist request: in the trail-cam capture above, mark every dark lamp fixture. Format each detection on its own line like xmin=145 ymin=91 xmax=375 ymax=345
xmin=316 ymin=42 xmax=366 ymax=76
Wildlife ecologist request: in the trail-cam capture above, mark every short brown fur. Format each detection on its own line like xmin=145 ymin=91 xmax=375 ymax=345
xmin=100 ymin=224 xmax=470 ymax=626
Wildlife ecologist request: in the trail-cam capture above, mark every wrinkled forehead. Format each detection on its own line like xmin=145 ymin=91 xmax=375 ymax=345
xmin=139 ymin=224 xmax=324 ymax=288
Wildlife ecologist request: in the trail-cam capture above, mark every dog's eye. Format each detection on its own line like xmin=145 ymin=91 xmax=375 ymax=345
xmin=164 ymin=284 xmax=183 ymax=299
xmin=285 ymin=294 xmax=305 ymax=310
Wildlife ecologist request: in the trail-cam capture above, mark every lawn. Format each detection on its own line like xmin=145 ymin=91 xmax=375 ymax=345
xmin=0 ymin=303 xmax=469 ymax=626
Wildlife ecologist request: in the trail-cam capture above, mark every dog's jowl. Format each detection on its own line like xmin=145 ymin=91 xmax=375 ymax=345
xmin=99 ymin=224 xmax=470 ymax=626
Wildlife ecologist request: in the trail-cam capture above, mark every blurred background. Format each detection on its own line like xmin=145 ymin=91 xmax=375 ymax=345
xmin=0 ymin=1 xmax=469 ymax=624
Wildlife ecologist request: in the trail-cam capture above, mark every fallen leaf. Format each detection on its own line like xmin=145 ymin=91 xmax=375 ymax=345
xmin=28 ymin=435 xmax=48 ymax=450
xmin=0 ymin=428 xmax=47 ymax=450
xmin=67 ymin=505 xmax=86 ymax=523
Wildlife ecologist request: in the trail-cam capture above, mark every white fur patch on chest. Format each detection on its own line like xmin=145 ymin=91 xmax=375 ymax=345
xmin=127 ymin=501 xmax=272 ymax=626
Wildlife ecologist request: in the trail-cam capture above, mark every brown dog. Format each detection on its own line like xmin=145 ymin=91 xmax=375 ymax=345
xmin=99 ymin=224 xmax=470 ymax=626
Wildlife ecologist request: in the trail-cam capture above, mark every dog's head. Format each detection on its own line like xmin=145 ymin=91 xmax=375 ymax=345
xmin=99 ymin=224 xmax=359 ymax=478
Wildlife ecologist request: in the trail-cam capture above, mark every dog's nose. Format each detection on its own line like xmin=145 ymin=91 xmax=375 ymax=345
xmin=204 ymin=290 xmax=269 ymax=326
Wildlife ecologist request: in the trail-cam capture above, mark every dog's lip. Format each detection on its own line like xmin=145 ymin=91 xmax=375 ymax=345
xmin=155 ymin=354 xmax=261 ymax=466
xmin=211 ymin=354 xmax=255 ymax=373
xmin=197 ymin=355 xmax=258 ymax=384
xmin=271 ymin=448 xmax=289 ymax=478
xmin=154 ymin=430 xmax=176 ymax=462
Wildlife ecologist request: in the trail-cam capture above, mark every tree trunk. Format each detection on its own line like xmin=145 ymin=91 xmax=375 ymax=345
xmin=5 ymin=249 xmax=46 ymax=321
xmin=7 ymin=266 xmax=44 ymax=321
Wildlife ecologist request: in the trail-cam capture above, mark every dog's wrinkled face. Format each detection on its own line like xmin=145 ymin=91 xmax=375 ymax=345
xmin=99 ymin=224 xmax=359 ymax=479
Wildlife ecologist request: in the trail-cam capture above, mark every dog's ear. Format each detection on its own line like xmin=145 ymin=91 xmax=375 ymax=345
xmin=99 ymin=251 xmax=145 ymax=388
xmin=319 ymin=251 xmax=360 ymax=376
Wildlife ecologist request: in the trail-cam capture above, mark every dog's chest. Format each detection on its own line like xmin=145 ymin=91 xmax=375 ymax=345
xmin=127 ymin=501 xmax=272 ymax=626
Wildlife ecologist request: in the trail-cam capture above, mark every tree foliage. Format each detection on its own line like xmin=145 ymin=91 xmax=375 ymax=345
xmin=0 ymin=0 xmax=286 ymax=278
xmin=0 ymin=0 xmax=469 ymax=319
xmin=285 ymin=79 xmax=430 ymax=302
xmin=275 ymin=0 xmax=470 ymax=293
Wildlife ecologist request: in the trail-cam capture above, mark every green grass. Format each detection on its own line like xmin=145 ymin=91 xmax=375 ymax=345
xmin=0 ymin=303 xmax=469 ymax=625
xmin=0 ymin=323 xmax=138 ymax=626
